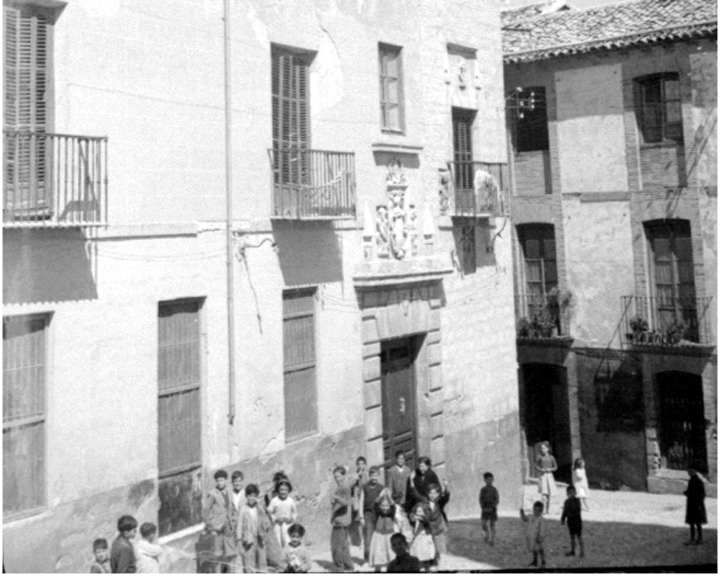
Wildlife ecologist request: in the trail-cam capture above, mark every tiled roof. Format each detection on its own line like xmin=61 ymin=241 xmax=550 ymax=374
xmin=503 ymin=0 xmax=717 ymax=63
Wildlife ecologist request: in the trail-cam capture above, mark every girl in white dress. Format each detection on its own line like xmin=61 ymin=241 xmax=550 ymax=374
xmin=572 ymin=458 xmax=590 ymax=511
xmin=409 ymin=503 xmax=436 ymax=570
xmin=268 ymin=479 xmax=298 ymax=548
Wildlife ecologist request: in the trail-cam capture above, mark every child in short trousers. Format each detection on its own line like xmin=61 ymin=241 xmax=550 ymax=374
xmin=479 ymin=472 xmax=499 ymax=545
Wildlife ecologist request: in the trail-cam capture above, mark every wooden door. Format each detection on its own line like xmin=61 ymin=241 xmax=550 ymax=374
xmin=381 ymin=337 xmax=417 ymax=469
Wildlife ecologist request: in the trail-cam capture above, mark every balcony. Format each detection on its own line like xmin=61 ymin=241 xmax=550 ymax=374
xmin=268 ymin=147 xmax=356 ymax=220
xmin=515 ymin=290 xmax=572 ymax=341
xmin=621 ymin=295 xmax=714 ymax=348
xmin=446 ymin=161 xmax=510 ymax=218
xmin=4 ymin=130 xmax=108 ymax=226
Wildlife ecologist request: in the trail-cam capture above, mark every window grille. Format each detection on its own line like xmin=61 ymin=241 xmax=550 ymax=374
xmin=3 ymin=314 xmax=47 ymax=515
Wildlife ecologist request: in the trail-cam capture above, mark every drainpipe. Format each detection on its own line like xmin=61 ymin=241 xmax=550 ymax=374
xmin=223 ymin=0 xmax=236 ymax=427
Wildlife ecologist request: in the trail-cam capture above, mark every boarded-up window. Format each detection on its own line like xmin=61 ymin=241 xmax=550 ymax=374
xmin=3 ymin=314 xmax=47 ymax=515
xmin=158 ymin=300 xmax=203 ymax=536
xmin=514 ymin=87 xmax=549 ymax=152
xmin=272 ymin=46 xmax=311 ymax=186
xmin=379 ymin=44 xmax=404 ymax=133
xmin=158 ymin=300 xmax=202 ymax=476
xmin=4 ymin=5 xmax=51 ymax=210
xmin=283 ymin=289 xmax=318 ymax=440
xmin=636 ymin=74 xmax=683 ymax=145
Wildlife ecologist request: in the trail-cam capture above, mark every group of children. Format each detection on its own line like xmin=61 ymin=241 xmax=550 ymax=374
xmin=92 ymin=440 xmax=708 ymax=573
xmin=329 ymin=451 xmax=451 ymax=573
xmin=199 ymin=468 xmax=309 ymax=573
xmin=90 ymin=517 xmax=167 ymax=573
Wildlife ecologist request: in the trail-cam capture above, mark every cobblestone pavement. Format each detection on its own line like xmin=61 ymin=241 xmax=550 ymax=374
xmin=302 ymin=489 xmax=717 ymax=572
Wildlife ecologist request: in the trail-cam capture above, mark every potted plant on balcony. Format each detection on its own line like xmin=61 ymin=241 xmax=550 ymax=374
xmin=628 ymin=315 xmax=648 ymax=343
xmin=664 ymin=318 xmax=688 ymax=345
xmin=530 ymin=311 xmax=556 ymax=338
xmin=517 ymin=317 xmax=532 ymax=338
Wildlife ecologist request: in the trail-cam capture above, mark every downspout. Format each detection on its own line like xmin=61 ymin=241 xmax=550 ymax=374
xmin=224 ymin=0 xmax=236 ymax=427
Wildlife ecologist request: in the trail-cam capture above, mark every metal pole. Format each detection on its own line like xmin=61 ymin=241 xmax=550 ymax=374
xmin=224 ymin=0 xmax=236 ymax=426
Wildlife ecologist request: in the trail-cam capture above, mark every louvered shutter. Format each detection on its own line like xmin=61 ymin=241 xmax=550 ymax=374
xmin=4 ymin=6 xmax=49 ymax=211
xmin=272 ymin=51 xmax=309 ymax=186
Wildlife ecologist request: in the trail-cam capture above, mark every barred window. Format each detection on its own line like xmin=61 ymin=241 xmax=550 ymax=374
xmin=283 ymin=289 xmax=318 ymax=441
xmin=3 ymin=314 xmax=48 ymax=515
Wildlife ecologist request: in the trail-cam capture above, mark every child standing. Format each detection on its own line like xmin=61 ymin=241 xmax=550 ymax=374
xmin=479 ymin=472 xmax=499 ymax=546
xmin=89 ymin=538 xmax=110 ymax=573
xmin=520 ymin=502 xmax=547 ymax=569
xmin=330 ymin=466 xmax=354 ymax=572
xmin=425 ymin=482 xmax=450 ymax=570
xmin=350 ymin=456 xmax=369 ymax=549
xmin=203 ymin=469 xmax=237 ymax=570
xmin=572 ymin=458 xmax=590 ymax=511
xmin=560 ymin=486 xmax=584 ymax=557
xmin=386 ymin=534 xmax=421 ymax=574
xmin=387 ymin=451 xmax=413 ymax=540
xmin=535 ymin=442 xmax=558 ymax=514
xmin=684 ymin=466 xmax=707 ymax=546
xmin=136 ymin=522 xmax=165 ymax=573
xmin=359 ymin=466 xmax=385 ymax=561
xmin=283 ymin=523 xmax=312 ymax=573
xmin=409 ymin=504 xmax=435 ymax=570
xmin=367 ymin=491 xmax=396 ymax=571
xmin=238 ymin=484 xmax=268 ymax=573
xmin=229 ymin=470 xmax=246 ymax=539
xmin=269 ymin=479 xmax=298 ymax=549
xmin=111 ymin=515 xmax=138 ymax=573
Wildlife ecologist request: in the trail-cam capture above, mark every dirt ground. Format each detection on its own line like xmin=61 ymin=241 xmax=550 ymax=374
xmin=303 ymin=488 xmax=717 ymax=572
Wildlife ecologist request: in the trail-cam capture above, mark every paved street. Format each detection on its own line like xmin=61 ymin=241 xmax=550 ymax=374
xmin=301 ymin=489 xmax=717 ymax=572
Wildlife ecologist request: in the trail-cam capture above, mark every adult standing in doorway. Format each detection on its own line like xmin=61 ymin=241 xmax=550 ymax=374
xmin=406 ymin=457 xmax=440 ymax=515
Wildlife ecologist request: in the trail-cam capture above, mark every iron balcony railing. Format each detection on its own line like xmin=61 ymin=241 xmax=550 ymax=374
xmin=448 ymin=161 xmax=510 ymax=218
xmin=3 ymin=130 xmax=108 ymax=226
xmin=621 ymin=295 xmax=714 ymax=346
xmin=515 ymin=292 xmax=571 ymax=339
xmin=268 ymin=147 xmax=356 ymax=219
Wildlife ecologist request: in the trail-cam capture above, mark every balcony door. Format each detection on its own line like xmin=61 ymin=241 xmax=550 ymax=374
xmin=452 ymin=108 xmax=475 ymax=213
xmin=4 ymin=5 xmax=51 ymax=215
xmin=646 ymin=220 xmax=697 ymax=339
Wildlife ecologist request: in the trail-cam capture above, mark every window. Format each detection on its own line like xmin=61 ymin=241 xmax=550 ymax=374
xmin=272 ymin=46 xmax=311 ymax=186
xmin=157 ymin=300 xmax=202 ymax=536
xmin=514 ymin=87 xmax=549 ymax=152
xmin=645 ymin=219 xmax=696 ymax=335
xmin=636 ymin=74 xmax=683 ymax=145
xmin=378 ymin=44 xmax=404 ymax=133
xmin=3 ymin=314 xmax=47 ymax=516
xmin=452 ymin=108 xmax=475 ymax=190
xmin=283 ymin=289 xmax=318 ymax=440
xmin=4 ymin=4 xmax=52 ymax=212
xmin=518 ymin=224 xmax=557 ymax=297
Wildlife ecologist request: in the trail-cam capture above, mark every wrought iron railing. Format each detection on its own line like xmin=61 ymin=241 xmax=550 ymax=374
xmin=620 ymin=295 xmax=714 ymax=346
xmin=268 ymin=147 xmax=356 ymax=219
xmin=448 ymin=160 xmax=510 ymax=217
xmin=3 ymin=130 xmax=108 ymax=226
xmin=515 ymin=292 xmax=571 ymax=339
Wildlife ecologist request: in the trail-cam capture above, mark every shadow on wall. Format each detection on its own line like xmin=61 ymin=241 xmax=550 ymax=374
xmin=447 ymin=517 xmax=717 ymax=571
xmin=3 ymin=228 xmax=98 ymax=304
xmin=272 ymin=220 xmax=344 ymax=287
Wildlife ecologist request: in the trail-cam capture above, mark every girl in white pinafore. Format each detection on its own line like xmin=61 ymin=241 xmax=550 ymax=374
xmin=572 ymin=458 xmax=590 ymax=511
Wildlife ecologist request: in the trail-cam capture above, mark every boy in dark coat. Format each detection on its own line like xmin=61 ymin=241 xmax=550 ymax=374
xmin=110 ymin=515 xmax=137 ymax=573
xmin=684 ymin=466 xmax=707 ymax=545
xmin=560 ymin=486 xmax=584 ymax=557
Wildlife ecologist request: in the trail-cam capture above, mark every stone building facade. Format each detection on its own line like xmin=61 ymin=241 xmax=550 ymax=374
xmin=503 ymin=0 xmax=717 ymax=494
xmin=2 ymin=0 xmax=519 ymax=571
